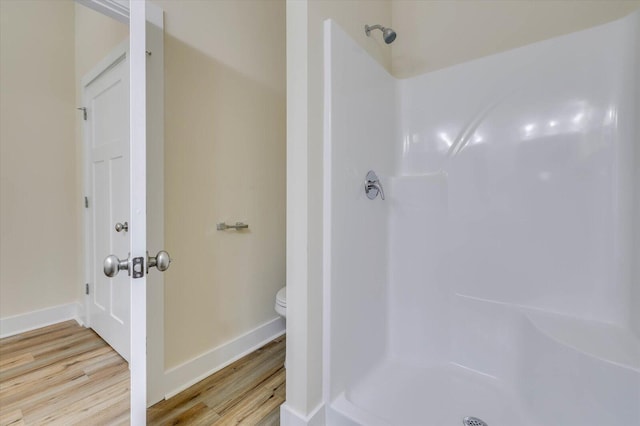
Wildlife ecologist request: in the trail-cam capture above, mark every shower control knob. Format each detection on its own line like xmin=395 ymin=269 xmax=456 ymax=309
xmin=364 ymin=170 xmax=385 ymax=200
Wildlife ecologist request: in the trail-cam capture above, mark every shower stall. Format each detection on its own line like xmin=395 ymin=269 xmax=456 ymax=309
xmin=323 ymin=11 xmax=639 ymax=426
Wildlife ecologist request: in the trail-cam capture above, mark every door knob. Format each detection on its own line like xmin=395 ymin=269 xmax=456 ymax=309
xmin=115 ymin=222 xmax=128 ymax=232
xmin=147 ymin=250 xmax=171 ymax=273
xmin=104 ymin=254 xmax=130 ymax=277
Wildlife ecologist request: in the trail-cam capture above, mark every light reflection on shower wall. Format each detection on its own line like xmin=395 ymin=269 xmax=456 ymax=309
xmin=394 ymin=20 xmax=635 ymax=327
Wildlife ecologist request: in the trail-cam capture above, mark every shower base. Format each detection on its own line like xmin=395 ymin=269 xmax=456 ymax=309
xmin=344 ymin=360 xmax=532 ymax=426
xmin=327 ymin=298 xmax=640 ymax=426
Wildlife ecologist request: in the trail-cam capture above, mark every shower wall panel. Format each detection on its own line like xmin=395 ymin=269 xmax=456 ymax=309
xmin=323 ymin=20 xmax=396 ymax=400
xmin=391 ymin=12 xmax=639 ymax=347
xmin=630 ymin=12 xmax=640 ymax=338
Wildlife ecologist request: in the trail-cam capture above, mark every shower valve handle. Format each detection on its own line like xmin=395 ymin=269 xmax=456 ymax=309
xmin=365 ymin=170 xmax=385 ymax=200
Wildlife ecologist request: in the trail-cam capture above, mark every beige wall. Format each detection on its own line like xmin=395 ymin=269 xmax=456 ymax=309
xmin=391 ymin=0 xmax=640 ymax=78
xmin=0 ymin=0 xmax=77 ymax=318
xmin=75 ymin=4 xmax=128 ymax=82
xmin=310 ymin=0 xmax=393 ymax=71
xmin=151 ymin=0 xmax=287 ymax=370
xmin=0 ymin=0 xmax=127 ymax=322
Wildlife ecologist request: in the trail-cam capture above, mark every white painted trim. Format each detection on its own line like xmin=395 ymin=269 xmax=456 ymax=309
xmin=74 ymin=302 xmax=86 ymax=327
xmin=285 ymin=0 xmax=312 ymax=417
xmin=129 ymin=1 xmax=147 ymax=423
xmin=145 ymin=1 xmax=166 ymax=407
xmin=0 ymin=303 xmax=81 ymax=338
xmin=322 ymin=19 xmax=333 ymax=407
xmin=145 ymin=1 xmax=163 ymax=28
xmin=75 ymin=0 xmax=129 ymax=24
xmin=81 ymin=73 xmax=91 ymax=332
xmin=163 ymin=317 xmax=286 ymax=399
xmin=280 ymin=402 xmax=326 ymax=426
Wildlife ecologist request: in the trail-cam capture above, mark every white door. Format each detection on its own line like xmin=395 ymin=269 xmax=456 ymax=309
xmin=83 ymin=43 xmax=131 ymax=362
xmin=129 ymin=2 xmax=150 ymax=423
xmin=80 ymin=2 xmax=162 ymax=423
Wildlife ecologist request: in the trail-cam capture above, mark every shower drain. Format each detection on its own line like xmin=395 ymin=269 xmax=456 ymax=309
xmin=463 ymin=417 xmax=488 ymax=426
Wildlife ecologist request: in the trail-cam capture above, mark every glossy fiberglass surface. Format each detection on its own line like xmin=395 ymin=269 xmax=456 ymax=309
xmin=324 ymin=11 xmax=640 ymax=426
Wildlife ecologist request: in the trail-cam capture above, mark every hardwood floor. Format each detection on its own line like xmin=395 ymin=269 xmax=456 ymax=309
xmin=148 ymin=335 xmax=285 ymax=425
xmin=0 ymin=321 xmax=129 ymax=425
xmin=0 ymin=321 xmax=286 ymax=426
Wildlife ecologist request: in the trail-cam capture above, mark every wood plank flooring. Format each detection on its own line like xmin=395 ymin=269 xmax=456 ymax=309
xmin=148 ymin=335 xmax=285 ymax=425
xmin=0 ymin=321 xmax=286 ymax=426
xmin=0 ymin=321 xmax=129 ymax=425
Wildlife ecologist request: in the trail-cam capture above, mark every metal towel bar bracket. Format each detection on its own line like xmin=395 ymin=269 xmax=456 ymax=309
xmin=217 ymin=222 xmax=249 ymax=231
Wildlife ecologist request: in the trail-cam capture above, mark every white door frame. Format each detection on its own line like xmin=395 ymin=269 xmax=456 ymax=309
xmin=77 ymin=0 xmax=165 ymax=421
xmin=76 ymin=0 xmax=129 ymax=24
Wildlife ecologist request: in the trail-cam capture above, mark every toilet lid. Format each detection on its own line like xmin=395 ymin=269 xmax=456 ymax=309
xmin=276 ymin=287 xmax=286 ymax=307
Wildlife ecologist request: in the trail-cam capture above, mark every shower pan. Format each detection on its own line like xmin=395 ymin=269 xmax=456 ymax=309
xmin=323 ymin=11 xmax=640 ymax=426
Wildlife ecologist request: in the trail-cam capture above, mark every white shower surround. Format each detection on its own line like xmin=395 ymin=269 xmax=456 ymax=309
xmin=323 ymin=12 xmax=640 ymax=426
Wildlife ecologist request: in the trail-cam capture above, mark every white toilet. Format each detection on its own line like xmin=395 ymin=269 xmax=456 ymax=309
xmin=275 ymin=286 xmax=286 ymax=318
xmin=275 ymin=286 xmax=287 ymax=368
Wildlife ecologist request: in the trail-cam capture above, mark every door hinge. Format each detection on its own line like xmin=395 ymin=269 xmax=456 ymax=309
xmin=84 ymin=196 xmax=89 ymax=208
xmin=77 ymin=107 xmax=87 ymax=121
xmin=85 ymin=283 xmax=90 ymax=295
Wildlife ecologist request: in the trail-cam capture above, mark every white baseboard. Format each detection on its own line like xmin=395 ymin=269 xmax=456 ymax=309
xmin=280 ymin=402 xmax=326 ymax=426
xmin=0 ymin=302 xmax=81 ymax=338
xmin=74 ymin=301 xmax=86 ymax=327
xmin=163 ymin=316 xmax=286 ymax=399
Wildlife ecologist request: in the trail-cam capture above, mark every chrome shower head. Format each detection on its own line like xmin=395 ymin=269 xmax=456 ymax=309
xmin=382 ymin=27 xmax=397 ymax=44
xmin=365 ymin=24 xmax=396 ymax=44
